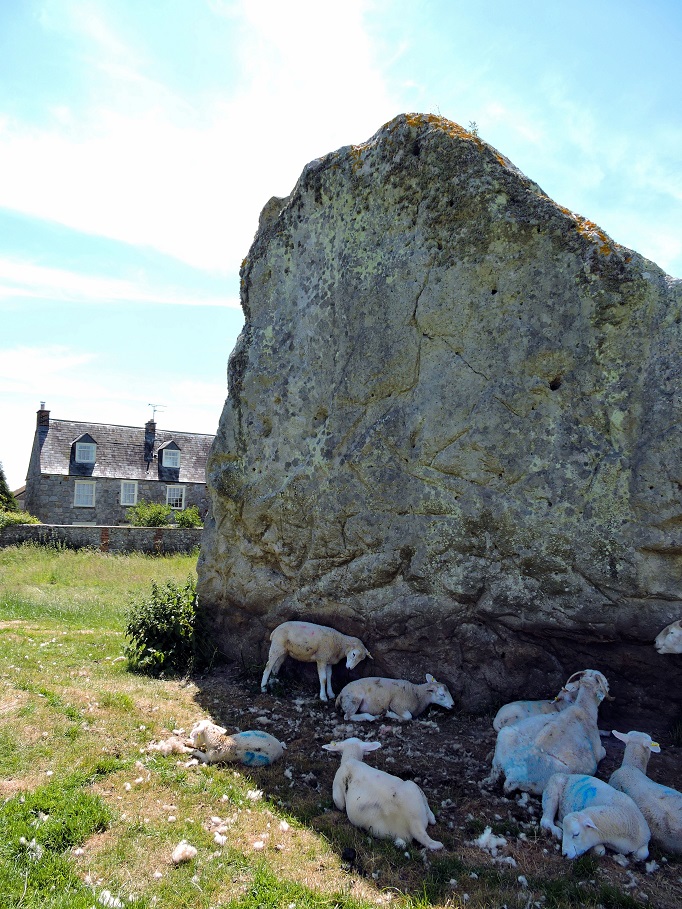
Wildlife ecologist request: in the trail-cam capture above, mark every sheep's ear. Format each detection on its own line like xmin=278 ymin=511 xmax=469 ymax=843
xmin=362 ymin=741 xmax=382 ymax=753
xmin=426 ymin=674 xmax=436 ymax=683
xmin=365 ymin=650 xmax=373 ymax=660
xmin=649 ymin=740 xmax=661 ymax=753
xmin=322 ymin=742 xmax=341 ymax=752
xmin=582 ymin=817 xmax=598 ymax=830
xmin=612 ymin=730 xmax=628 ymax=743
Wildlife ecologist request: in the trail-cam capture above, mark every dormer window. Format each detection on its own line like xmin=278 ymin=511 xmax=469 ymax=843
xmin=73 ymin=435 xmax=97 ymax=463
xmin=162 ymin=448 xmax=180 ymax=468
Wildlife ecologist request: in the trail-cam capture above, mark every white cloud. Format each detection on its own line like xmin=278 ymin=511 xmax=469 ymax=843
xmin=0 ymin=0 xmax=397 ymax=274
xmin=0 ymin=257 xmax=238 ymax=307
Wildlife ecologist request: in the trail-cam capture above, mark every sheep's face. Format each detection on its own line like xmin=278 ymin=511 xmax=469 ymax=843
xmin=189 ymin=720 xmax=227 ymax=748
xmin=561 ymin=812 xmax=600 ymax=859
xmin=655 ymin=620 xmax=682 ymax=654
xmin=426 ymin=682 xmax=454 ymax=709
xmin=346 ymin=646 xmax=369 ymax=669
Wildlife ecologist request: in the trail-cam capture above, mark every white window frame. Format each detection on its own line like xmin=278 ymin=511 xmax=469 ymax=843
xmin=75 ymin=442 xmax=96 ymax=463
xmin=166 ymin=485 xmax=185 ymax=509
xmin=120 ymin=480 xmax=138 ymax=506
xmin=73 ymin=480 xmax=96 ymax=508
xmin=162 ymin=448 xmax=181 ymax=468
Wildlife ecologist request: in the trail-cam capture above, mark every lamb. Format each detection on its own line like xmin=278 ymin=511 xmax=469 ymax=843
xmin=261 ymin=620 xmax=372 ymax=701
xmin=336 ymin=674 xmax=454 ymax=722
xmin=487 ymin=671 xmax=610 ymax=795
xmin=322 ymin=737 xmax=443 ymax=850
xmin=609 ymin=730 xmax=682 ymax=855
xmin=654 ymin=620 xmax=682 ymax=654
xmin=189 ymin=720 xmax=285 ymax=766
xmin=541 ymin=772 xmax=650 ymax=860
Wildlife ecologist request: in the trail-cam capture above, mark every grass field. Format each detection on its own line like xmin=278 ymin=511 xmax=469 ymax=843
xmin=1 ymin=543 xmax=680 ymax=909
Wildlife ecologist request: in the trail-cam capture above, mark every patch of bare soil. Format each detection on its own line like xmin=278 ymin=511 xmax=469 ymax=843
xmin=191 ymin=663 xmax=682 ymax=909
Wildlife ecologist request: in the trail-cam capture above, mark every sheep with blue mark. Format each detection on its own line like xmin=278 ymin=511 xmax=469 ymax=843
xmin=492 ymin=670 xmax=599 ymax=732
xmin=609 ymin=730 xmax=682 ymax=855
xmin=486 ymin=670 xmax=611 ymax=795
xmin=541 ymin=772 xmax=651 ymax=859
xmin=189 ymin=719 xmax=285 ymax=766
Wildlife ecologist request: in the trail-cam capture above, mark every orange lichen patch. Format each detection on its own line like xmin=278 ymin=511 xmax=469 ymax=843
xmin=404 ymin=112 xmax=483 ymax=146
xmin=556 ymin=205 xmax=615 ymax=256
xmin=349 ymin=143 xmax=366 ymax=172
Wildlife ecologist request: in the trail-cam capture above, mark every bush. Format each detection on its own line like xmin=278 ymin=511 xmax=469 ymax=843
xmin=126 ymin=500 xmax=172 ymax=527
xmin=124 ymin=576 xmax=198 ymax=676
xmin=0 ymin=509 xmax=41 ymax=529
xmin=175 ymin=505 xmax=203 ymax=528
xmin=0 ymin=462 xmax=17 ymax=511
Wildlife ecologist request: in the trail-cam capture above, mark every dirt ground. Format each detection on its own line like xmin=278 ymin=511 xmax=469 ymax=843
xmin=188 ymin=662 xmax=682 ymax=909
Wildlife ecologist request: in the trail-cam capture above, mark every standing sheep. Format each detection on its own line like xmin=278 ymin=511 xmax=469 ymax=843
xmin=609 ymin=730 xmax=682 ymax=855
xmin=261 ymin=620 xmax=372 ymax=701
xmin=336 ymin=674 xmax=454 ymax=722
xmin=487 ymin=671 xmax=610 ymax=795
xmin=322 ymin=738 xmax=443 ymax=850
xmin=541 ymin=772 xmax=650 ymax=860
xmin=655 ymin=620 xmax=682 ymax=654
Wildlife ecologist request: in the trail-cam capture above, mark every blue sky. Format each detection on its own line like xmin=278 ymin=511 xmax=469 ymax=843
xmin=2 ymin=0 xmax=680 ymax=490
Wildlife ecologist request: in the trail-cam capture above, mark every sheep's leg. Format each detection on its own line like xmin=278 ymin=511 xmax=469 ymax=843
xmin=386 ymin=709 xmax=412 ymax=721
xmin=261 ymin=648 xmax=287 ymax=691
xmin=316 ymin=662 xmax=331 ymax=701
xmin=324 ymin=663 xmax=335 ymax=700
xmin=350 ymin=712 xmax=379 ymax=722
xmin=540 ymin=780 xmax=562 ymax=839
xmin=412 ymin=828 xmax=444 ymax=850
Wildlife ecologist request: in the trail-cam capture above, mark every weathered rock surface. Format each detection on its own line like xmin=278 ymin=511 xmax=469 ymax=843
xmin=198 ymin=114 xmax=682 ymax=722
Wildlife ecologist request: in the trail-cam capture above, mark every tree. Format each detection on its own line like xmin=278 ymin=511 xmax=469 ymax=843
xmin=0 ymin=462 xmax=18 ymax=512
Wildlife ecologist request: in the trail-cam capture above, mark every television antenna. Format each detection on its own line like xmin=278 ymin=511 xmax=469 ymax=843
xmin=148 ymin=403 xmax=166 ymax=421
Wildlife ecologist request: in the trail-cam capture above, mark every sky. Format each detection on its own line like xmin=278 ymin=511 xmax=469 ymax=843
xmin=1 ymin=0 xmax=680 ymax=490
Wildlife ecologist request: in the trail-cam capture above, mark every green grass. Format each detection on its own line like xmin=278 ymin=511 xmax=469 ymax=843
xmin=1 ymin=543 xmax=679 ymax=909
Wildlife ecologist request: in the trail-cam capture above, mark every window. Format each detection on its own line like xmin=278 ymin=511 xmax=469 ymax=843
xmin=166 ymin=485 xmax=185 ymax=509
xmin=75 ymin=442 xmax=96 ymax=463
xmin=162 ymin=448 xmax=180 ymax=468
xmin=74 ymin=480 xmax=96 ymax=507
xmin=120 ymin=480 xmax=138 ymax=506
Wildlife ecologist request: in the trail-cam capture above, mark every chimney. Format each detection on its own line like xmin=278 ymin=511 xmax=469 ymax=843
xmin=37 ymin=403 xmax=50 ymax=428
xmin=144 ymin=420 xmax=156 ymax=464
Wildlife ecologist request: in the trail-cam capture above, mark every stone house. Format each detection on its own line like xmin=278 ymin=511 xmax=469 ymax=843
xmin=24 ymin=405 xmax=214 ymax=526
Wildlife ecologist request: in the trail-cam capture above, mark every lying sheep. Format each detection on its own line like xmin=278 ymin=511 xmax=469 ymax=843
xmin=654 ymin=620 xmax=682 ymax=654
xmin=336 ymin=674 xmax=454 ymax=722
xmin=609 ymin=730 xmax=682 ymax=855
xmin=189 ymin=720 xmax=285 ymax=766
xmin=261 ymin=620 xmax=372 ymax=701
xmin=541 ymin=772 xmax=650 ymax=860
xmin=322 ymin=737 xmax=443 ymax=850
xmin=487 ymin=671 xmax=610 ymax=795
xmin=493 ymin=670 xmax=608 ymax=732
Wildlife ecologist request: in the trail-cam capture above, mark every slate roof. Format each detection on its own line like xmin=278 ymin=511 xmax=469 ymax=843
xmin=34 ymin=419 xmax=214 ymax=483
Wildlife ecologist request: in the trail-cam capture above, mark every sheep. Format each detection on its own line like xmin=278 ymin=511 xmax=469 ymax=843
xmin=541 ymin=772 xmax=650 ymax=859
xmin=654 ymin=620 xmax=682 ymax=654
xmin=486 ymin=671 xmax=610 ymax=795
xmin=336 ymin=674 xmax=454 ymax=722
xmin=322 ymin=737 xmax=443 ymax=850
xmin=492 ymin=670 xmax=609 ymax=732
xmin=189 ymin=720 xmax=285 ymax=766
xmin=609 ymin=730 xmax=682 ymax=855
xmin=260 ymin=620 xmax=372 ymax=701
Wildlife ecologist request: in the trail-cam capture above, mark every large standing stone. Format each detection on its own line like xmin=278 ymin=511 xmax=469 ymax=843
xmin=198 ymin=114 xmax=682 ymax=721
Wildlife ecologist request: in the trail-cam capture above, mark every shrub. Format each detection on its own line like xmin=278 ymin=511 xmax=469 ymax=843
xmin=124 ymin=576 xmax=198 ymax=676
xmin=0 ymin=461 xmax=17 ymax=511
xmin=0 ymin=509 xmax=41 ymax=529
xmin=126 ymin=499 xmax=172 ymax=527
xmin=175 ymin=505 xmax=203 ymax=528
